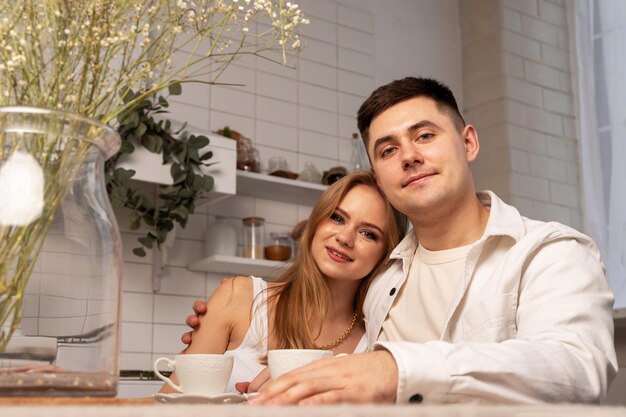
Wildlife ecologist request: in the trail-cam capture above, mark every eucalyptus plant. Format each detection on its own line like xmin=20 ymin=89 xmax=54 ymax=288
xmin=106 ymin=84 xmax=214 ymax=257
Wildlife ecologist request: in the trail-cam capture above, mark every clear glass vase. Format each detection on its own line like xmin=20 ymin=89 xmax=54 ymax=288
xmin=0 ymin=106 xmax=122 ymax=397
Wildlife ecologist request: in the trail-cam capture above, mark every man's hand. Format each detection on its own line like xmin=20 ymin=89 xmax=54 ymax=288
xmin=247 ymin=350 xmax=398 ymax=405
xmin=180 ymin=299 xmax=208 ymax=346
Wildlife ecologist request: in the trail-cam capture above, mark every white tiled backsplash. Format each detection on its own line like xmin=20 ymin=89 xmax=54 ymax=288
xmin=118 ymin=0 xmax=376 ymax=373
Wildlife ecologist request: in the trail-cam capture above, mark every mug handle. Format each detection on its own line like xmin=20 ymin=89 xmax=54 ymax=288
xmin=153 ymin=357 xmax=183 ymax=392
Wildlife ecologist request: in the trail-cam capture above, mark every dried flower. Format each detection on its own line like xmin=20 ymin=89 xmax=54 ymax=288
xmin=0 ymin=0 xmax=309 ymax=123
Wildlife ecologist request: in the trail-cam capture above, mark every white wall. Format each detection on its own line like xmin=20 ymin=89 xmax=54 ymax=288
xmin=338 ymin=0 xmax=462 ymax=98
xmin=117 ymin=0 xmax=463 ymax=373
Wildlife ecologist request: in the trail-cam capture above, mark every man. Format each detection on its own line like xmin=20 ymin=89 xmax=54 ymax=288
xmin=184 ymin=77 xmax=617 ymax=404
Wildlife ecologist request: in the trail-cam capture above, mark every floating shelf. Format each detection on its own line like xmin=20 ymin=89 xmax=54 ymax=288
xmin=186 ymin=172 xmax=324 ymax=280
xmin=188 ymin=254 xmax=291 ymax=279
xmin=236 ymin=171 xmax=326 ymax=206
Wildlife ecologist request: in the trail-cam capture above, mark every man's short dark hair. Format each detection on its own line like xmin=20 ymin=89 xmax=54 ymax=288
xmin=357 ymin=77 xmax=466 ymax=147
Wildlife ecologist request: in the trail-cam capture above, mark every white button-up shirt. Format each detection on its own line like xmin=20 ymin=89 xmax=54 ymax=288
xmin=364 ymin=191 xmax=617 ymax=404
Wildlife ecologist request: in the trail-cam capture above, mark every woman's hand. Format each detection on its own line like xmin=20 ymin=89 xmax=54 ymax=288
xmin=235 ymin=367 xmax=271 ymax=393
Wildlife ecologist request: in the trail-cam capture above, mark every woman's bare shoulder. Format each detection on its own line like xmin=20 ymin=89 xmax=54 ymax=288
xmin=208 ymin=275 xmax=254 ymax=309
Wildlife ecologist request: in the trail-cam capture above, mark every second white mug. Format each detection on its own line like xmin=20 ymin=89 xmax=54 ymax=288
xmin=267 ymin=349 xmax=333 ymax=380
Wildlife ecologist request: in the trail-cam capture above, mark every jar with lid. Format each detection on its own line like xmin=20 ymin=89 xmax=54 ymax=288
xmin=205 ymin=217 xmax=238 ymax=257
xmin=237 ymin=137 xmax=260 ymax=173
xmin=299 ymin=161 xmax=322 ymax=183
xmin=241 ymin=217 xmax=265 ymax=259
xmin=264 ymin=232 xmax=293 ymax=261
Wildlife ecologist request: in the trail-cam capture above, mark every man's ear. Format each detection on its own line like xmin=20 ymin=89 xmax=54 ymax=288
xmin=463 ymin=124 xmax=479 ymax=163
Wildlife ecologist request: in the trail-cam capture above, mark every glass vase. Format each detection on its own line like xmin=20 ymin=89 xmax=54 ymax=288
xmin=0 ymin=106 xmax=122 ymax=397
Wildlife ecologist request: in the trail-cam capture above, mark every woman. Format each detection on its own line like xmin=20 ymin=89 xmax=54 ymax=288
xmin=161 ymin=171 xmax=406 ymax=393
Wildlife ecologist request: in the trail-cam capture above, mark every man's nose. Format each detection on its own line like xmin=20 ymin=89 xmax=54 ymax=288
xmin=401 ymin=144 xmax=423 ymax=169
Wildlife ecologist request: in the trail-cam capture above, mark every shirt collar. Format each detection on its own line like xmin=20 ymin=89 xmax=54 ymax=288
xmin=390 ymin=190 xmax=525 ymax=259
xmin=478 ymin=190 xmax=525 ymax=242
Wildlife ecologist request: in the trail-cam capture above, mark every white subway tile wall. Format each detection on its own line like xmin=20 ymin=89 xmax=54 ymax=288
xmin=462 ymin=0 xmax=581 ymax=226
xmin=117 ymin=1 xmax=375 ymax=369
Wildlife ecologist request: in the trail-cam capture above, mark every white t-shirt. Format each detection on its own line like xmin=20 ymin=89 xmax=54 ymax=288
xmin=378 ymin=243 xmax=472 ymax=342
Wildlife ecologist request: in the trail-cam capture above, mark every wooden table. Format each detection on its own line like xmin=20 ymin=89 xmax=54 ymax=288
xmin=0 ymin=398 xmax=626 ymax=417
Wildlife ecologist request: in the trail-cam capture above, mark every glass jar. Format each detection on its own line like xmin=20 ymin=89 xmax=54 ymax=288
xmin=241 ymin=217 xmax=265 ymax=259
xmin=299 ymin=161 xmax=322 ymax=183
xmin=349 ymin=132 xmax=370 ymax=171
xmin=264 ymin=232 xmax=293 ymax=261
xmin=268 ymin=156 xmax=289 ymax=174
xmin=205 ymin=217 xmax=238 ymax=257
xmin=0 ymin=107 xmax=122 ymax=397
xmin=236 ymin=137 xmax=260 ymax=173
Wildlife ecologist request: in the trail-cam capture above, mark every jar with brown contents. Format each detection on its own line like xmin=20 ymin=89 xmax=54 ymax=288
xmin=264 ymin=232 xmax=292 ymax=261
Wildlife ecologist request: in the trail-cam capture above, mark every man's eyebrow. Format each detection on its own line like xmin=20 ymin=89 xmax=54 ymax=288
xmin=371 ymin=120 xmax=440 ymax=156
xmin=371 ymin=136 xmax=393 ymax=156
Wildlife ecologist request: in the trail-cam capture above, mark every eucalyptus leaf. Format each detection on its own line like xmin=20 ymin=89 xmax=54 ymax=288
xmin=171 ymin=163 xmax=186 ymax=184
xmin=129 ymin=211 xmax=142 ymax=230
xmin=110 ymin=186 xmax=128 ymax=205
xmin=189 ymin=135 xmax=210 ymax=148
xmin=134 ymin=123 xmax=147 ymax=138
xmin=125 ymin=111 xmax=139 ymax=128
xmin=119 ymin=140 xmax=135 ymax=154
xmin=202 ymin=176 xmax=214 ymax=191
xmin=168 ymin=82 xmax=182 ymax=95
xmin=113 ymin=167 xmax=135 ymax=183
xmin=138 ymin=235 xmax=155 ymax=249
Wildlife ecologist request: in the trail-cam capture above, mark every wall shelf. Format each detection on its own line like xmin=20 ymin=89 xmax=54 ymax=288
xmin=186 ymin=171 xmax=324 ymax=280
xmin=236 ymin=171 xmax=326 ymax=206
xmin=188 ymin=255 xmax=290 ymax=279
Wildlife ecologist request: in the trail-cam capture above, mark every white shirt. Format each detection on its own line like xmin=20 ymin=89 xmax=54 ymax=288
xmin=363 ymin=191 xmax=617 ymax=404
xmin=379 ymin=243 xmax=471 ymax=343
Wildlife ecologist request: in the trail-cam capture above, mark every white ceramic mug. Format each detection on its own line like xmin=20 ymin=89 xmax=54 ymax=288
xmin=153 ymin=354 xmax=233 ymax=396
xmin=267 ymin=349 xmax=333 ymax=380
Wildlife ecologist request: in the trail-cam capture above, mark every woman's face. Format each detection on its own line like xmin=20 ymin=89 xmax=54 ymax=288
xmin=311 ymin=184 xmax=389 ymax=282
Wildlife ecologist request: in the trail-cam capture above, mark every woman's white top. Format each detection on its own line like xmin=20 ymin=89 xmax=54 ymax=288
xmin=224 ymin=276 xmax=367 ymax=393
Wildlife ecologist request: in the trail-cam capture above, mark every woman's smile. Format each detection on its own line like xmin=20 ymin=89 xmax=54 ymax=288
xmin=326 ymin=246 xmax=353 ymax=263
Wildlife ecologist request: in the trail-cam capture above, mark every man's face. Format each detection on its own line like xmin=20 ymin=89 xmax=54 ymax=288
xmin=366 ymin=97 xmax=478 ymax=218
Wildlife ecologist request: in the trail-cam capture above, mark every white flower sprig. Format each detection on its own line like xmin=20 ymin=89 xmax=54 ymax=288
xmin=0 ymin=0 xmax=309 ymax=123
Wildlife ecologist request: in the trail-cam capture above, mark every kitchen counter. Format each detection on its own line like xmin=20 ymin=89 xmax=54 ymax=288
xmin=0 ymin=399 xmax=625 ymax=417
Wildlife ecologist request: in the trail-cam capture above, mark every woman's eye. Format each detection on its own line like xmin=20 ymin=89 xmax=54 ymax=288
xmin=330 ymin=213 xmax=344 ymax=223
xmin=361 ymin=230 xmax=378 ymax=241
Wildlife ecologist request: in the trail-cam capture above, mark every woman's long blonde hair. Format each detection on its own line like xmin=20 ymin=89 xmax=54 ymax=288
xmin=268 ymin=170 xmax=407 ymax=350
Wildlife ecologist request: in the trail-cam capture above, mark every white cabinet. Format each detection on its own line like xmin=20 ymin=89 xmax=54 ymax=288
xmin=117 ymin=133 xmax=237 ymax=205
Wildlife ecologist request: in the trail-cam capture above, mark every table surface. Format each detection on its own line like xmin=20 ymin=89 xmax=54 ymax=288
xmin=0 ymin=399 xmax=626 ymax=417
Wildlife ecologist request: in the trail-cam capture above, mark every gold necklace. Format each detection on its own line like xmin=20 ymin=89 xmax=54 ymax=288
xmin=313 ymin=310 xmax=358 ymax=350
